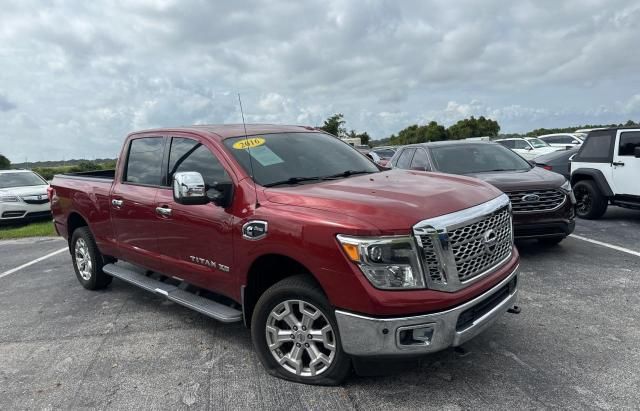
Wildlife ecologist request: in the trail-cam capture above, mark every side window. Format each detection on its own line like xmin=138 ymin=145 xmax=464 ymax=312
xmin=558 ymin=136 xmax=574 ymax=144
xmin=575 ymin=131 xmax=615 ymax=162
xmin=513 ymin=140 xmax=529 ymax=149
xmin=396 ymin=148 xmax=416 ymax=169
xmin=125 ymin=137 xmax=164 ymax=185
xmin=168 ymin=138 xmax=231 ymax=187
xmin=410 ymin=149 xmax=430 ymax=171
xmin=498 ymin=140 xmax=514 ymax=149
xmin=543 ymin=136 xmax=559 ymax=143
xmin=619 ymin=131 xmax=640 ymax=156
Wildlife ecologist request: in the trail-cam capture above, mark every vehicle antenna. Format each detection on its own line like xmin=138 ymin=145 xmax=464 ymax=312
xmin=238 ymin=93 xmax=260 ymax=209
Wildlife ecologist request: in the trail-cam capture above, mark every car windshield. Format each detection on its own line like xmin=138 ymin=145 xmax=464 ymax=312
xmin=528 ymin=138 xmax=549 ymax=148
xmin=223 ymin=132 xmax=379 ymax=187
xmin=0 ymin=172 xmax=47 ymax=189
xmin=430 ymin=143 xmax=532 ymax=174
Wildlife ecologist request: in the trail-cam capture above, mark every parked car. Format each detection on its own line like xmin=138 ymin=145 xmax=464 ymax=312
xmin=389 ymin=141 xmax=576 ymax=244
xmin=370 ymin=146 xmax=397 ymax=167
xmin=0 ymin=169 xmax=51 ymax=224
xmin=495 ymin=137 xmax=559 ymax=160
xmin=538 ymin=133 xmax=584 ymax=149
xmin=533 ymin=148 xmax=580 ymax=180
xmin=571 ymin=127 xmax=640 ymax=219
xmin=51 ymin=124 xmax=520 ymax=385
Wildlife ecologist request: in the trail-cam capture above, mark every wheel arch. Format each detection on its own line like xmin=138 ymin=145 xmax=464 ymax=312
xmin=242 ymin=253 xmax=323 ymax=327
xmin=571 ymin=168 xmax=614 ymax=197
xmin=67 ymin=211 xmax=89 ymax=244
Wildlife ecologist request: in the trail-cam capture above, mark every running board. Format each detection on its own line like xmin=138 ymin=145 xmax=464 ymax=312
xmin=102 ymin=263 xmax=242 ymax=323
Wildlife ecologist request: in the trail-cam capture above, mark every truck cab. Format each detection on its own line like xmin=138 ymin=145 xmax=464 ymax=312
xmin=571 ymin=127 xmax=640 ymax=219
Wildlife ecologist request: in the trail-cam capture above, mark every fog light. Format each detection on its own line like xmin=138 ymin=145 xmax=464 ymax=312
xmin=397 ymin=324 xmax=435 ymax=347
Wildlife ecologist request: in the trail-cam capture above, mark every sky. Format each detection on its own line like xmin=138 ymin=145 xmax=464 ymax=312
xmin=1 ymin=0 xmax=640 ymax=162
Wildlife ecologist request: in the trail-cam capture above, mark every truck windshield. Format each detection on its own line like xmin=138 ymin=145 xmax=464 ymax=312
xmin=0 ymin=172 xmax=47 ymax=188
xmin=224 ymin=132 xmax=379 ymax=187
xmin=430 ymin=143 xmax=532 ymax=174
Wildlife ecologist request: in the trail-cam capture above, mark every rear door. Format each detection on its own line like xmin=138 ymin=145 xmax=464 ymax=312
xmin=110 ymin=135 xmax=166 ymax=267
xmin=153 ymin=135 xmax=236 ymax=296
xmin=612 ymin=130 xmax=640 ymax=196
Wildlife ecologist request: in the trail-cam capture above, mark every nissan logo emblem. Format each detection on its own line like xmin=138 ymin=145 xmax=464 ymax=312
xmin=483 ymin=229 xmax=498 ymax=254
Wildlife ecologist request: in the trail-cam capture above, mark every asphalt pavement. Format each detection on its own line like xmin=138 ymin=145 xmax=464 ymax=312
xmin=0 ymin=207 xmax=639 ymax=410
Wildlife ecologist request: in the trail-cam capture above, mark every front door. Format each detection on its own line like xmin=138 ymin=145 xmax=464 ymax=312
xmin=153 ymin=135 xmax=236 ymax=297
xmin=111 ymin=136 xmax=165 ymax=268
xmin=612 ymin=130 xmax=640 ymax=196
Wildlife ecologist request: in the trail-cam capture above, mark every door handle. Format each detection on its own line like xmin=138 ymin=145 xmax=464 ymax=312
xmin=612 ymin=161 xmax=625 ymax=167
xmin=155 ymin=206 xmax=172 ymax=217
xmin=111 ymin=199 xmax=123 ymax=208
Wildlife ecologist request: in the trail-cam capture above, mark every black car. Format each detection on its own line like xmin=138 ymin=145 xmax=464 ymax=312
xmin=389 ymin=141 xmax=576 ymax=244
xmin=533 ymin=148 xmax=579 ymax=180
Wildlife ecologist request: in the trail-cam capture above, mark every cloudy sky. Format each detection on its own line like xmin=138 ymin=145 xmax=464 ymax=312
xmin=1 ymin=0 xmax=640 ymax=162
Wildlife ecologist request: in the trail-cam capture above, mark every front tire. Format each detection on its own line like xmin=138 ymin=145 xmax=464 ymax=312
xmin=574 ymin=180 xmax=608 ymax=219
xmin=251 ymin=275 xmax=351 ymax=385
xmin=70 ymin=227 xmax=112 ymax=290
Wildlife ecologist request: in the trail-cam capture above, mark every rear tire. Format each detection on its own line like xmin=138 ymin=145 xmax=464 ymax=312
xmin=251 ymin=275 xmax=351 ymax=385
xmin=574 ymin=180 xmax=608 ymax=219
xmin=70 ymin=227 xmax=112 ymax=290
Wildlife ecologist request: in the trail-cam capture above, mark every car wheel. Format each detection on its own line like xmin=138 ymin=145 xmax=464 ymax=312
xmin=573 ymin=180 xmax=608 ymax=220
xmin=251 ymin=275 xmax=351 ymax=385
xmin=538 ymin=236 xmax=565 ymax=246
xmin=71 ymin=227 xmax=112 ymax=290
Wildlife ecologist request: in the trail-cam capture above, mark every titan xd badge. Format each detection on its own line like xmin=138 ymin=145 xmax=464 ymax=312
xmin=242 ymin=220 xmax=268 ymax=240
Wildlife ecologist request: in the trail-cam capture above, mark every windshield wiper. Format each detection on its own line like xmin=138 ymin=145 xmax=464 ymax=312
xmin=320 ymin=170 xmax=376 ymax=180
xmin=263 ymin=176 xmax=322 ymax=187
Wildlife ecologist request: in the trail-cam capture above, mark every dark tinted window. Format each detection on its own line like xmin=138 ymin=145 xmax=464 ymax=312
xmin=575 ymin=131 xmax=615 ymax=162
xmin=410 ymin=149 xmax=430 ymax=171
xmin=125 ymin=137 xmax=164 ymax=185
xmin=619 ymin=131 xmax=640 ymax=156
xmin=395 ymin=148 xmax=416 ymax=169
xmin=497 ymin=140 xmax=514 ymax=149
xmin=224 ymin=133 xmax=379 ymax=186
xmin=169 ymin=138 xmax=231 ymax=187
xmin=431 ymin=143 xmax=531 ymax=174
xmin=513 ymin=140 xmax=531 ymax=149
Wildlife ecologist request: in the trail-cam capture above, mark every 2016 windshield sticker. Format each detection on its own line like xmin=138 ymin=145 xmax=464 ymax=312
xmin=233 ymin=137 xmax=265 ymax=150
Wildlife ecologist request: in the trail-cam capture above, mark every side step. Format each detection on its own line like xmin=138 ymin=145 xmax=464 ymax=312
xmin=103 ymin=263 xmax=242 ymax=323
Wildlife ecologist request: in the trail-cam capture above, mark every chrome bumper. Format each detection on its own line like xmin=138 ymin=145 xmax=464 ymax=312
xmin=335 ymin=265 xmax=518 ymax=356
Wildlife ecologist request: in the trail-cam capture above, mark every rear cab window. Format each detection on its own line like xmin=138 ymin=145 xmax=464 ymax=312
xmin=124 ymin=137 xmax=165 ymax=186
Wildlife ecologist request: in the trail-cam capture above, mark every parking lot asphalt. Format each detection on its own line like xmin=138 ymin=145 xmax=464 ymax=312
xmin=1 ymin=207 xmax=639 ymax=410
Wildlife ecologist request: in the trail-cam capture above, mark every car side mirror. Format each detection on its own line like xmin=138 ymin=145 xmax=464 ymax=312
xmin=206 ymin=181 xmax=234 ymax=208
xmin=635 ymin=147 xmax=640 ymax=158
xmin=173 ymin=172 xmax=209 ymax=205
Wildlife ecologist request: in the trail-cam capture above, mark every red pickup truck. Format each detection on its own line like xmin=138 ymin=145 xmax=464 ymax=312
xmin=50 ymin=125 xmax=520 ymax=385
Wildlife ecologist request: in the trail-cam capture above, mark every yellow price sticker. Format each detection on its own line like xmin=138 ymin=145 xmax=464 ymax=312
xmin=232 ymin=137 xmax=266 ymax=150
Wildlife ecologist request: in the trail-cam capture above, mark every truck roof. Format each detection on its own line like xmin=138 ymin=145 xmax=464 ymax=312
xmin=130 ymin=124 xmax=320 ymax=140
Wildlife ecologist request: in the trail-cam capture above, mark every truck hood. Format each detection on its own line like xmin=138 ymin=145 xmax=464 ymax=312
xmin=463 ymin=166 xmax=566 ymax=192
xmin=264 ymin=170 xmax=502 ymax=232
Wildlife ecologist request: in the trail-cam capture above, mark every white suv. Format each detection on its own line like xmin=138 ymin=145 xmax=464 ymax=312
xmin=0 ymin=170 xmax=51 ymax=223
xmin=570 ymin=128 xmax=640 ymax=219
xmin=495 ymin=137 xmax=559 ymax=160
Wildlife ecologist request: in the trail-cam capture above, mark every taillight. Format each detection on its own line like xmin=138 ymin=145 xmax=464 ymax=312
xmin=47 ymin=186 xmax=54 ymax=201
xmin=542 ymin=165 xmax=552 ymax=171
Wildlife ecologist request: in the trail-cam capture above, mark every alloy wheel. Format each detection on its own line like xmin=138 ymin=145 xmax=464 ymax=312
xmin=74 ymin=238 xmax=93 ymax=281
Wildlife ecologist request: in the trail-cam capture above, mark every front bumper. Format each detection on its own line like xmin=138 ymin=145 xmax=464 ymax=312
xmin=0 ymin=201 xmax=51 ymax=223
xmin=335 ymin=264 xmax=518 ymax=356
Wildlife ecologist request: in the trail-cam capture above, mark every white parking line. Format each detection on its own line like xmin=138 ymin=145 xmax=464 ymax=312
xmin=570 ymin=234 xmax=640 ymax=258
xmin=0 ymin=247 xmax=68 ymax=279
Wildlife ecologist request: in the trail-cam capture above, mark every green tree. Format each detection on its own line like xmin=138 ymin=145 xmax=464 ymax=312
xmin=0 ymin=154 xmax=10 ymax=170
xmin=320 ymin=113 xmax=346 ymax=137
xmin=448 ymin=116 xmax=500 ymax=140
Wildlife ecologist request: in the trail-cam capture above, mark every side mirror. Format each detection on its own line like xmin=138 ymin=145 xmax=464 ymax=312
xmin=206 ymin=181 xmax=234 ymax=208
xmin=635 ymin=147 xmax=640 ymax=158
xmin=173 ymin=172 xmax=209 ymax=205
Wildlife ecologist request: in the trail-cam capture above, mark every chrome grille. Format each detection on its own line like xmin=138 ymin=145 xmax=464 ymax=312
xmin=449 ymin=207 xmax=512 ymax=282
xmin=413 ymin=195 xmax=513 ymax=292
xmin=507 ymin=189 xmax=566 ymax=213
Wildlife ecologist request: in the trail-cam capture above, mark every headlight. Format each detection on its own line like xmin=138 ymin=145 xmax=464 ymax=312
xmin=0 ymin=195 xmax=20 ymax=202
xmin=337 ymin=235 xmax=425 ymax=289
xmin=560 ymin=180 xmax=572 ymax=193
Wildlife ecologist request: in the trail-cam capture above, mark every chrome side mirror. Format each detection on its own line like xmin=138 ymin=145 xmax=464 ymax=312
xmin=173 ymin=172 xmax=208 ymax=205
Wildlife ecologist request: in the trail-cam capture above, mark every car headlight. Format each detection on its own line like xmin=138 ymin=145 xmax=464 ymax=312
xmin=337 ymin=235 xmax=425 ymax=289
xmin=560 ymin=180 xmax=572 ymax=193
xmin=0 ymin=195 xmax=20 ymax=202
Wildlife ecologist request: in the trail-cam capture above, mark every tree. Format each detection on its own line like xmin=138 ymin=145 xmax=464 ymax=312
xmin=448 ymin=116 xmax=500 ymax=140
xmin=320 ymin=113 xmax=346 ymax=137
xmin=0 ymin=154 xmax=10 ymax=170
